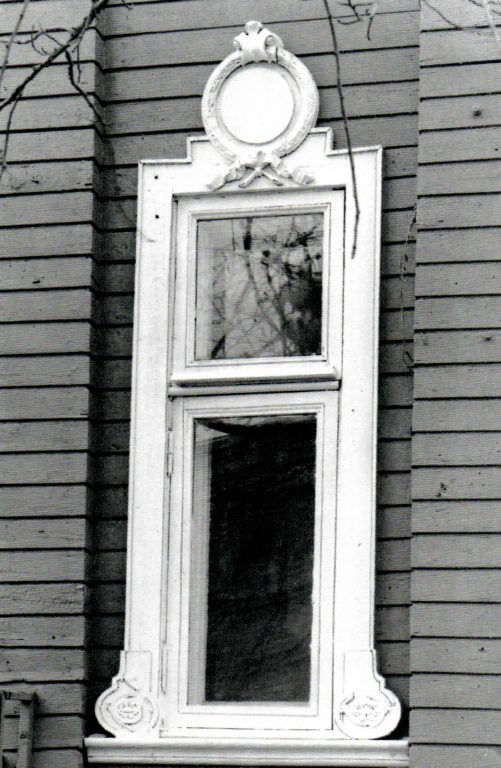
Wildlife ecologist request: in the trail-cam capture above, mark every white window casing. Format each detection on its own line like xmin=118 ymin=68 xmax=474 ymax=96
xmin=86 ymin=20 xmax=408 ymax=768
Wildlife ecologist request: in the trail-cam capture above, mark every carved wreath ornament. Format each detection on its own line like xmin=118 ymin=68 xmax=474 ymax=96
xmin=202 ymin=21 xmax=319 ymax=190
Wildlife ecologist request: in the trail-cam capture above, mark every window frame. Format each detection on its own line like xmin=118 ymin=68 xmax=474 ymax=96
xmin=87 ymin=131 xmax=407 ymax=765
xmin=171 ymin=189 xmax=345 ymax=386
xmin=164 ymin=390 xmax=338 ymax=733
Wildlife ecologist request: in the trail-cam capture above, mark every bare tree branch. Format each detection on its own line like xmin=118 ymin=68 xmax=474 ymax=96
xmin=321 ymin=0 xmax=361 ymax=259
xmin=65 ymin=49 xmax=103 ymax=127
xmin=0 ymin=0 xmax=31 ymax=97
xmin=0 ymin=0 xmax=110 ymax=113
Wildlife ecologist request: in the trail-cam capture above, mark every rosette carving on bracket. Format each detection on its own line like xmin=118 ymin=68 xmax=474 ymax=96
xmin=95 ymin=651 xmax=159 ymax=737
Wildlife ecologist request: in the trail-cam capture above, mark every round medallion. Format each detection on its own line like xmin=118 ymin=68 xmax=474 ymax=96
xmin=201 ymin=21 xmax=319 ymax=164
xmin=220 ymin=64 xmax=294 ymax=145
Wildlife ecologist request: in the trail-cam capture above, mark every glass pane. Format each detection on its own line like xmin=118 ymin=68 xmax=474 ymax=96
xmin=195 ymin=213 xmax=323 ymax=361
xmin=189 ymin=414 xmax=316 ymax=704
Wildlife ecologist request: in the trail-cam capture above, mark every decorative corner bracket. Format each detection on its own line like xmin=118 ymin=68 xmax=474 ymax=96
xmin=202 ymin=21 xmax=321 ymax=191
xmin=335 ymin=650 xmax=402 ymax=739
xmin=95 ymin=651 xmax=159 ymax=738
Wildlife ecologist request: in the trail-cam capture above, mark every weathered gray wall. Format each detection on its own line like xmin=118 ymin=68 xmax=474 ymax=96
xmin=0 ymin=0 xmax=424 ymax=764
xmin=0 ymin=1 xmax=105 ymax=765
xmin=410 ymin=2 xmax=501 ymax=767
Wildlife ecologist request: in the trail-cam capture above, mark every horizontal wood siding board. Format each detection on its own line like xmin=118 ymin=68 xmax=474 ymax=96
xmin=411 ymin=674 xmax=501 ymax=709
xmin=418 ymin=161 xmax=501 ymax=195
xmin=411 ymin=710 xmax=501 ymax=745
xmin=0 ymin=421 xmax=89 ymax=452
xmin=1 ymin=27 xmax=99 ymax=68
xmin=0 ymin=649 xmax=86 ymax=681
xmin=420 ymin=28 xmax=501 ymax=65
xmin=418 ymin=127 xmax=501 ymax=163
xmin=418 ymin=194 xmax=501 ymax=229
xmin=415 ymin=297 xmax=501 ymax=330
xmin=411 ymin=639 xmax=501 ymax=673
xmin=415 ymin=331 xmax=501 ymax=365
xmin=412 ymin=433 xmax=501 ymax=466
xmin=0 ymin=63 xmax=98 ymax=100
xmin=0 ymin=258 xmax=94 ymax=290
xmin=0 ymin=452 xmax=89 ymax=484
xmin=0 ymin=486 xmax=87 ymax=517
xmin=416 ymin=263 xmax=501 ymax=296
xmin=411 ymin=535 xmax=501 ymax=567
xmin=0 ymin=388 xmax=90 ymax=420
xmin=0 ymin=357 xmax=91 ymax=387
xmin=1 ymin=683 xmax=86 ymax=716
xmin=1 ymin=519 xmax=87 ymax=550
xmin=412 ymin=501 xmax=501 ymax=533
xmin=0 ymin=192 xmax=94 ymax=227
xmin=0 ymin=129 xmax=101 ymax=163
xmin=0 ymin=290 xmax=93 ymax=323
xmin=421 ymin=62 xmax=501 ymax=97
xmin=0 ymin=617 xmax=86 ymax=647
xmin=1 ymin=584 xmax=87 ymax=615
xmin=410 ymin=745 xmax=501 ymax=768
xmin=419 ymin=94 xmax=501 ymax=131
xmin=412 ymin=570 xmax=501 ymax=602
xmin=2 ymin=715 xmax=84 ymax=750
xmin=0 ymin=324 xmax=92 ymax=355
xmin=10 ymin=751 xmax=84 ymax=768
xmin=414 ymin=364 xmax=501 ymax=399
xmin=0 ymin=224 xmax=94 ymax=259
xmin=416 ymin=229 xmax=501 ymax=263
xmin=411 ymin=604 xmax=501 ymax=638
xmin=0 ymin=161 xmax=94 ymax=196
xmin=420 ymin=0 xmax=501 ymax=31
xmin=412 ymin=467 xmax=501 ymax=500
xmin=1 ymin=551 xmax=87 ymax=583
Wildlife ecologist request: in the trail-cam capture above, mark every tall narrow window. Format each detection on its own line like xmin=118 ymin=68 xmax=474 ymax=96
xmin=88 ymin=19 xmax=405 ymax=767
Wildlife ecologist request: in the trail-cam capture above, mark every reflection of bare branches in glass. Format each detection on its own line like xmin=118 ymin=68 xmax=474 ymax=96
xmin=195 ymin=214 xmax=323 ymax=361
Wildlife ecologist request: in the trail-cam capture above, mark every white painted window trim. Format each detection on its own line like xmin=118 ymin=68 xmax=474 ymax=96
xmin=85 ymin=130 xmax=408 ymax=766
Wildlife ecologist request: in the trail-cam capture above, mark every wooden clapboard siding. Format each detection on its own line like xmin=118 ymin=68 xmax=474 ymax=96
xmin=82 ymin=2 xmax=420 ymax=742
xmin=412 ymin=3 xmax=501 ymax=763
xmin=0 ymin=3 xmax=105 ymax=766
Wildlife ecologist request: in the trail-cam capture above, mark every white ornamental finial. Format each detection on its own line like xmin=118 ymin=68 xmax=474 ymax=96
xmin=233 ymin=20 xmax=284 ymax=63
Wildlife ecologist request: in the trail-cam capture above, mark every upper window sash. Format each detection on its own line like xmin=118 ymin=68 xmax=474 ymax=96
xmin=171 ymin=189 xmax=345 ymax=387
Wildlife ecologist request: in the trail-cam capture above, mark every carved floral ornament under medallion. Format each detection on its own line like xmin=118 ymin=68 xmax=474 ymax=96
xmin=202 ymin=20 xmax=319 ymax=190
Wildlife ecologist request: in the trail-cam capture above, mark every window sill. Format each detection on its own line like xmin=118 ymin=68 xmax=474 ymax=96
xmin=85 ymin=735 xmax=409 ymax=766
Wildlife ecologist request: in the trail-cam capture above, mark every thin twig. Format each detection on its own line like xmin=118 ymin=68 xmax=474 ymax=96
xmin=322 ymin=0 xmax=360 ymax=259
xmin=0 ymin=0 xmax=31 ymax=97
xmin=480 ymin=0 xmax=501 ymax=53
xmin=0 ymin=0 xmax=110 ymax=113
xmin=65 ymin=49 xmax=104 ymax=127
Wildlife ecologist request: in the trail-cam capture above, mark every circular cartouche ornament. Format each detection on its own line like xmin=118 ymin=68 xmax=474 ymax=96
xmin=202 ymin=21 xmax=319 ymax=170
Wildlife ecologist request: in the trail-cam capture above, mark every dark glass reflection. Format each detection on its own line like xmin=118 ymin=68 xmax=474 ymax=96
xmin=195 ymin=214 xmax=323 ymax=361
xmin=191 ymin=414 xmax=316 ymax=703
